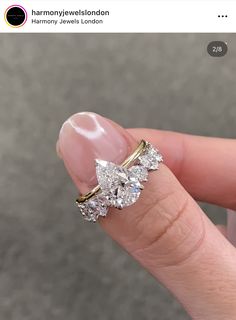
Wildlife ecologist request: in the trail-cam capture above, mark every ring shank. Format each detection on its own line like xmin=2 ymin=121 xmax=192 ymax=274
xmin=76 ymin=139 xmax=148 ymax=203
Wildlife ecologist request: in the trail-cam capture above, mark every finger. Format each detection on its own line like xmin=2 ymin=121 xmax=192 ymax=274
xmin=227 ymin=210 xmax=236 ymax=247
xmin=128 ymin=128 xmax=236 ymax=210
xmin=58 ymin=112 xmax=236 ymax=320
xmin=216 ymin=225 xmax=227 ymax=236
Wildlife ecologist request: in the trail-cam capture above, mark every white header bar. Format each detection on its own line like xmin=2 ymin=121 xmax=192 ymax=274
xmin=0 ymin=1 xmax=235 ymax=33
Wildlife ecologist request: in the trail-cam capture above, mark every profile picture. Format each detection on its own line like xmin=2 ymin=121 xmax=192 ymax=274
xmin=5 ymin=5 xmax=27 ymax=28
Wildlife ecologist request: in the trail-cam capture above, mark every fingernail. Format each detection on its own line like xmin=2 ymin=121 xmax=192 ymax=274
xmin=56 ymin=140 xmax=62 ymax=159
xmin=58 ymin=112 xmax=131 ymax=193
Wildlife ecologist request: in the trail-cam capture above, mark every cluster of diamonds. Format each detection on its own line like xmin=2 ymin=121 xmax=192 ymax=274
xmin=77 ymin=142 xmax=163 ymax=222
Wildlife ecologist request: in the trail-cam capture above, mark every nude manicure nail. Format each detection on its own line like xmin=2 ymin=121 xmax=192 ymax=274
xmin=58 ymin=112 xmax=130 ymax=193
xmin=56 ymin=140 xmax=62 ymax=159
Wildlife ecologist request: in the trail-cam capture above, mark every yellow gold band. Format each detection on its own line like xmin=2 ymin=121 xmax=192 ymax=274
xmin=76 ymin=139 xmax=148 ymax=204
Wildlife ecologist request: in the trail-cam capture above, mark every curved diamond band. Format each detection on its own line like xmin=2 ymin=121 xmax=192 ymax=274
xmin=76 ymin=140 xmax=163 ymax=222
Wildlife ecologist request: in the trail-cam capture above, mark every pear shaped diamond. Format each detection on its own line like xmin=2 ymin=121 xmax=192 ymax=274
xmin=95 ymin=160 xmax=143 ymax=209
xmin=77 ymin=141 xmax=164 ymax=222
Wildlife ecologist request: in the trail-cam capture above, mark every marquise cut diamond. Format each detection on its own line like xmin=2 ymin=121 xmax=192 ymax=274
xmin=78 ymin=194 xmax=108 ymax=222
xmin=129 ymin=165 xmax=148 ymax=182
xmin=138 ymin=143 xmax=163 ymax=170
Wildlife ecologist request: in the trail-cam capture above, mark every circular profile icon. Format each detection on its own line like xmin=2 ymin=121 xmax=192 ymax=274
xmin=5 ymin=5 xmax=27 ymax=28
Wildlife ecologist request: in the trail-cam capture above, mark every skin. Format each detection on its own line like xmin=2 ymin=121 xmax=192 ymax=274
xmin=58 ymin=112 xmax=236 ymax=320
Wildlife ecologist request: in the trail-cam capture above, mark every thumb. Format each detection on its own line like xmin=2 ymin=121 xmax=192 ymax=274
xmin=58 ymin=112 xmax=236 ymax=320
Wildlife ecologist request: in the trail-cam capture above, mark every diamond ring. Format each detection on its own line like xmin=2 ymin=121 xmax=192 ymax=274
xmin=76 ymin=140 xmax=163 ymax=222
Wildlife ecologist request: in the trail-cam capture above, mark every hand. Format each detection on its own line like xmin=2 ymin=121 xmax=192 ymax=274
xmin=57 ymin=112 xmax=236 ymax=320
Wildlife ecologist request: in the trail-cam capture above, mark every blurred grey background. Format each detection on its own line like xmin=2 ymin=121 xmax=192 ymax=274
xmin=0 ymin=34 xmax=235 ymax=320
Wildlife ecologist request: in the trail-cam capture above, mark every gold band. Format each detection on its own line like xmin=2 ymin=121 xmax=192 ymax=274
xmin=76 ymin=139 xmax=148 ymax=204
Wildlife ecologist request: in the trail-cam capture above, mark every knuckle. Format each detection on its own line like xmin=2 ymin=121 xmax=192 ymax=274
xmin=129 ymin=188 xmax=205 ymax=267
xmin=133 ymin=188 xmax=189 ymax=245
